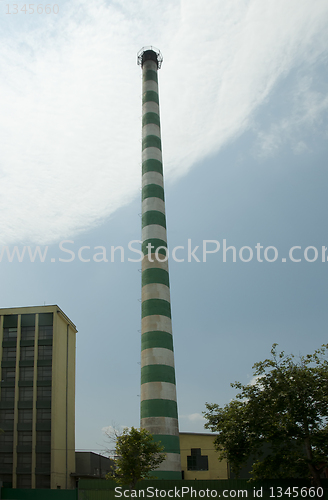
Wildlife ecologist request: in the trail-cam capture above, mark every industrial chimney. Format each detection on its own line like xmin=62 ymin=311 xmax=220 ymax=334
xmin=138 ymin=46 xmax=182 ymax=479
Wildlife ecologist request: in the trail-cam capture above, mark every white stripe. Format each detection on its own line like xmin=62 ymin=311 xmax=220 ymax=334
xmin=141 ymin=347 xmax=175 ymax=368
xmin=157 ymin=453 xmax=181 ymax=471
xmin=142 ymin=198 xmax=165 ymax=215
xmin=141 ymin=417 xmax=179 ymax=436
xmin=142 ymin=147 xmax=162 ymax=163
xmin=141 ymin=382 xmax=176 ymax=401
xmin=142 ymin=171 xmax=163 ymax=188
xmin=142 ymin=101 xmax=159 ymax=115
xmin=142 ymin=283 xmax=170 ymax=303
xmin=142 ymin=224 xmax=167 ymax=242
xmin=143 ymin=80 xmax=158 ymax=93
xmin=142 ymin=255 xmax=169 ymax=272
xmin=142 ymin=315 xmax=172 ymax=335
xmin=142 ymin=123 xmax=160 ymax=138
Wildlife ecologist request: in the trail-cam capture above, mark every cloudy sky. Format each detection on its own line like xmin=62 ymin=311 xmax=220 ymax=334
xmin=0 ymin=0 xmax=327 ymax=453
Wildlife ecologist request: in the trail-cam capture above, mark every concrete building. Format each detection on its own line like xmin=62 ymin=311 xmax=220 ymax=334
xmin=138 ymin=47 xmax=181 ymax=479
xmin=179 ymin=433 xmax=229 ymax=480
xmin=0 ymin=305 xmax=76 ymax=489
xmin=73 ymin=452 xmax=113 ymax=481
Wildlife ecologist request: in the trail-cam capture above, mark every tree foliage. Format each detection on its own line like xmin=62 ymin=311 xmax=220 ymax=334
xmin=106 ymin=427 xmax=165 ymax=490
xmin=204 ymin=344 xmax=328 ymax=487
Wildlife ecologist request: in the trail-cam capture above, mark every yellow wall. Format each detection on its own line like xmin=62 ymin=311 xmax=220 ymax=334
xmin=179 ymin=433 xmax=228 ymax=480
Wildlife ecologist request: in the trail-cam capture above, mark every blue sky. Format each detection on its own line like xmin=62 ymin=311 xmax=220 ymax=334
xmin=0 ymin=0 xmax=327 ymax=453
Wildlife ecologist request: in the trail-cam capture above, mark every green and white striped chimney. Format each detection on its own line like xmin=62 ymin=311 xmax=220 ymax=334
xmin=138 ymin=47 xmax=182 ymax=480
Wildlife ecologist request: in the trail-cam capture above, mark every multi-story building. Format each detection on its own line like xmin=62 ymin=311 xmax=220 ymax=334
xmin=0 ymin=305 xmax=76 ymax=489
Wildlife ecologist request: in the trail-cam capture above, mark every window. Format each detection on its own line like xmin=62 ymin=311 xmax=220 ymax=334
xmin=38 ymin=325 xmax=53 ymax=340
xmin=18 ymin=431 xmax=32 ymax=445
xmin=36 ymin=408 xmax=51 ymax=422
xmin=21 ymin=326 xmax=35 ymax=340
xmin=37 ymin=366 xmax=52 ymax=381
xmin=19 ymin=387 xmax=33 ymax=401
xmin=1 ymin=367 xmax=15 ymax=382
xmin=20 ymin=346 xmax=34 ymax=361
xmin=187 ymin=449 xmax=208 ymax=471
xmin=17 ymin=453 xmax=32 ymax=468
xmin=38 ymin=345 xmax=52 ymax=360
xmin=2 ymin=328 xmax=17 ymax=341
xmin=19 ymin=366 xmax=34 ymax=381
xmin=0 ymin=431 xmax=13 ymax=446
xmin=0 ymin=387 xmax=15 ymax=402
xmin=37 ymin=387 xmax=51 ymax=400
xmin=2 ymin=347 xmax=16 ymax=361
xmin=36 ymin=431 xmax=51 ymax=446
xmin=0 ymin=409 xmax=14 ymax=423
xmin=36 ymin=452 xmax=50 ymax=470
xmin=0 ymin=453 xmax=13 ymax=466
xmin=35 ymin=474 xmax=50 ymax=488
xmin=17 ymin=475 xmax=31 ymax=488
xmin=18 ymin=409 xmax=33 ymax=424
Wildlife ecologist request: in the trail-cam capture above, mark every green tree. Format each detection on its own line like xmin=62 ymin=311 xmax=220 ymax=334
xmin=204 ymin=344 xmax=328 ymax=487
xmin=106 ymin=427 xmax=166 ymax=490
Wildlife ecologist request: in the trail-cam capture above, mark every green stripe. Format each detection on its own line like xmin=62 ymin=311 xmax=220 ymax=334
xmin=142 ymin=112 xmax=160 ymax=127
xmin=142 ymin=210 xmax=166 ymax=229
xmin=142 ymin=239 xmax=167 ymax=256
xmin=141 ymin=331 xmax=173 ymax=351
xmin=142 ymin=184 xmax=164 ymax=201
xmin=142 ymin=135 xmax=161 ymax=151
xmin=141 ymin=364 xmax=176 ymax=384
xmin=140 ymin=399 xmax=178 ymax=419
xmin=143 ymin=69 xmax=158 ymax=83
xmin=142 ymin=299 xmax=171 ymax=319
xmin=142 ymin=159 xmax=163 ymax=175
xmin=149 ymin=471 xmax=182 ymax=480
xmin=142 ymin=91 xmax=159 ymax=105
xmin=153 ymin=434 xmax=180 ymax=454
xmin=142 ymin=268 xmax=169 ymax=287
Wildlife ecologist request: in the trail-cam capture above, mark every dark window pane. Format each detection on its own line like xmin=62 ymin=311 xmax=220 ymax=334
xmin=35 ymin=474 xmax=50 ymax=488
xmin=17 ymin=453 xmax=32 ymax=467
xmin=0 ymin=431 xmax=13 ymax=445
xmin=18 ymin=431 xmax=32 ymax=445
xmin=38 ymin=345 xmax=52 ymax=360
xmin=0 ymin=388 xmax=15 ymax=402
xmin=21 ymin=326 xmax=35 ymax=340
xmin=17 ymin=475 xmax=31 ymax=488
xmin=19 ymin=366 xmax=34 ymax=381
xmin=3 ymin=328 xmax=17 ymax=341
xmin=2 ymin=347 xmax=16 ymax=361
xmin=1 ymin=367 xmax=15 ymax=382
xmin=37 ymin=387 xmax=51 ymax=400
xmin=19 ymin=387 xmax=33 ymax=401
xmin=37 ymin=366 xmax=52 ymax=381
xmin=0 ymin=409 xmax=14 ymax=422
xmin=36 ymin=431 xmax=51 ymax=446
xmin=38 ymin=326 xmax=53 ymax=340
xmin=18 ymin=409 xmax=33 ymax=423
xmin=37 ymin=409 xmax=51 ymax=422
xmin=20 ymin=346 xmax=34 ymax=361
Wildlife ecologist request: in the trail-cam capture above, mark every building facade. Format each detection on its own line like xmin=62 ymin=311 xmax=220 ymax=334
xmin=180 ymin=433 xmax=229 ymax=480
xmin=138 ymin=47 xmax=181 ymax=480
xmin=0 ymin=305 xmax=76 ymax=489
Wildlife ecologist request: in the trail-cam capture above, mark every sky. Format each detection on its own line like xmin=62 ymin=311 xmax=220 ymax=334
xmin=0 ymin=0 xmax=327 ymax=454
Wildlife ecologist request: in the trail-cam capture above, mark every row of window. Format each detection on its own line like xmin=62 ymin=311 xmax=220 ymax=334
xmin=2 ymin=326 xmax=53 ymax=341
xmin=0 ymin=452 xmax=51 ymax=468
xmin=1 ymin=365 xmax=52 ymax=382
xmin=1 ymin=345 xmax=52 ymax=362
xmin=1 ymin=386 xmax=51 ymax=402
xmin=0 ymin=408 xmax=50 ymax=423
xmin=0 ymin=431 xmax=51 ymax=446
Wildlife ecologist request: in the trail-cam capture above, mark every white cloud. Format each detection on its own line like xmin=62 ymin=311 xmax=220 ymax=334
xmin=0 ymin=0 xmax=327 ymax=244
